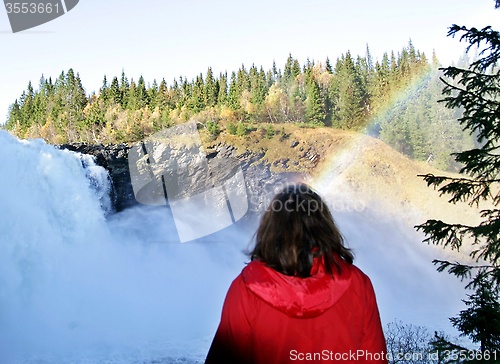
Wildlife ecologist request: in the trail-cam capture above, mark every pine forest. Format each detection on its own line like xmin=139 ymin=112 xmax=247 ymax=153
xmin=3 ymin=42 xmax=474 ymax=171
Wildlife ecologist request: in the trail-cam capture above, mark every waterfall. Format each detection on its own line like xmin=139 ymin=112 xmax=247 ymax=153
xmin=0 ymin=131 xmax=467 ymax=363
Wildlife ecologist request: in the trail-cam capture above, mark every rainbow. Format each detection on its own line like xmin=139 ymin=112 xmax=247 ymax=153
xmin=313 ymin=65 xmax=437 ymax=206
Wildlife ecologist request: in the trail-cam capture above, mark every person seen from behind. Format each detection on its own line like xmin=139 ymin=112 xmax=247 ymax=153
xmin=205 ymin=183 xmax=387 ymax=363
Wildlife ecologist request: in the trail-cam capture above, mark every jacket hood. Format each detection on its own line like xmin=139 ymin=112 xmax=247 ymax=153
xmin=241 ymin=257 xmax=352 ymax=318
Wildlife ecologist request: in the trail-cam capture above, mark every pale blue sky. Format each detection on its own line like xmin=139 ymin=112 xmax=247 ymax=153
xmin=0 ymin=0 xmax=497 ymax=124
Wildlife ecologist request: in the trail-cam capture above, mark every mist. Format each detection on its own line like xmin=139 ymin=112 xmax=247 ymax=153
xmin=0 ymin=132 xmax=466 ymax=363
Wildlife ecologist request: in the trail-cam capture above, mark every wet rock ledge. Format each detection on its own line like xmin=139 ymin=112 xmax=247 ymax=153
xmin=59 ymin=142 xmax=307 ymax=214
xmin=59 ymin=143 xmax=136 ymax=212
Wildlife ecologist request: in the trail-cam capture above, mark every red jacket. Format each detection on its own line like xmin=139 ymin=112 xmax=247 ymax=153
xmin=205 ymin=257 xmax=387 ymax=363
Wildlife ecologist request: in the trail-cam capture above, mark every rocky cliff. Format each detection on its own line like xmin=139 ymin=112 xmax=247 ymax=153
xmin=59 ymin=141 xmax=308 ymax=213
xmin=59 ymin=143 xmax=135 ymax=211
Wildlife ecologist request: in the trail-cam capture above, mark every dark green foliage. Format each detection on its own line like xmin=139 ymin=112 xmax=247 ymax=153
xmin=325 ymin=57 xmax=332 ymax=74
xmin=416 ymin=23 xmax=500 ymax=289
xmin=83 ymin=97 xmax=105 ymax=127
xmin=228 ymin=72 xmax=239 ymax=110
xmin=100 ymin=75 xmax=109 ymax=103
xmin=329 ymin=52 xmax=367 ymax=129
xmin=126 ymin=80 xmax=137 ymax=110
xmin=109 ymin=76 xmax=122 ymax=106
xmin=148 ymin=79 xmax=159 ymax=109
xmin=206 ymin=121 xmax=220 ymax=137
xmin=416 ymin=7 xmax=500 ymax=360
xmin=155 ymin=79 xmax=170 ymax=111
xmin=7 ymin=99 xmax=21 ymax=128
xmin=5 ymin=44 xmax=464 ymax=153
xmin=218 ymin=72 xmax=228 ymax=105
xmin=283 ymin=53 xmax=295 ymax=84
xmin=428 ymin=282 xmax=500 ymax=362
xmin=236 ymin=122 xmax=249 ymax=136
xmin=119 ymin=71 xmax=129 ymax=108
xmin=265 ymin=124 xmax=275 ymax=139
xmin=204 ymin=67 xmax=218 ymax=108
xmin=378 ymin=67 xmax=473 ymax=170
xmin=451 ymin=280 xmax=500 ymax=352
xmin=306 ymin=79 xmax=326 ymax=125
xmin=372 ymin=39 xmax=474 ymax=171
xmin=237 ymin=65 xmax=250 ymax=96
xmin=187 ymin=74 xmax=205 ymax=113
xmin=135 ymin=75 xmax=149 ymax=109
xmin=227 ymin=122 xmax=237 ymax=135
xmin=249 ymin=65 xmax=268 ymax=105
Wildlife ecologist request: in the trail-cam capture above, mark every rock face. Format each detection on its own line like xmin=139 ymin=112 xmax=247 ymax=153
xmin=208 ymin=142 xmax=310 ymax=213
xmin=59 ymin=142 xmax=309 ymax=214
xmin=59 ymin=143 xmax=136 ymax=212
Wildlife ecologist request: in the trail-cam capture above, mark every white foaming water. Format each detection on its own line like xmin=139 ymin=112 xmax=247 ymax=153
xmin=0 ymin=132 xmax=249 ymax=363
xmin=0 ymin=132 xmax=466 ymax=363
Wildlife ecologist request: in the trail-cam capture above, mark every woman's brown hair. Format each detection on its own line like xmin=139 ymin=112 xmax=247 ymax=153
xmin=250 ymin=183 xmax=353 ymax=278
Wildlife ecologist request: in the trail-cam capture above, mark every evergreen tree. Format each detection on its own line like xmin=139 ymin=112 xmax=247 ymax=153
xmin=4 ymin=44 xmax=451 ymax=145
xmin=109 ymin=76 xmax=122 ymax=105
xmin=325 ymin=57 xmax=333 ymax=74
xmin=119 ymin=70 xmax=130 ymax=107
xmin=17 ymin=89 xmax=32 ymax=134
xmin=228 ymin=71 xmax=239 ymax=110
xmin=416 ymin=23 xmax=500 ymax=289
xmin=84 ymin=95 xmax=105 ymax=127
xmin=100 ymin=75 xmax=109 ymax=103
xmin=249 ymin=65 xmax=267 ymax=105
xmin=6 ymin=99 xmax=21 ymax=130
xmin=416 ymin=5 xmax=500 ymax=358
xmin=371 ymin=52 xmax=391 ymax=113
xmin=330 ymin=52 xmax=366 ymax=129
xmin=32 ymin=84 xmax=47 ymax=125
xmin=282 ymin=54 xmax=301 ymax=90
xmin=259 ymin=67 xmax=268 ymax=93
xmin=51 ymin=72 xmax=66 ymax=126
xmin=64 ymin=69 xmax=87 ymax=134
xmin=178 ymin=76 xmax=190 ymax=109
xmin=55 ymin=70 xmax=65 ymax=91
xmin=378 ymin=66 xmax=472 ymax=169
xmin=266 ymin=69 xmax=274 ymax=88
xmin=218 ymin=72 xmax=228 ymax=105
xmin=73 ymin=72 xmax=87 ymax=108
xmin=283 ymin=53 xmax=295 ymax=84
xmin=272 ymin=60 xmax=281 ymax=83
xmin=156 ymin=79 xmax=170 ymax=111
xmin=355 ymin=55 xmax=371 ymax=115
xmin=148 ymin=79 xmax=159 ymax=108
xmin=204 ymin=67 xmax=218 ymax=108
xmin=127 ymin=80 xmax=137 ymax=110
xmin=389 ymin=51 xmax=399 ymax=87
xmin=171 ymin=78 xmax=181 ymax=108
xmin=292 ymin=59 xmax=301 ymax=80
xmin=399 ymin=47 xmax=411 ymax=85
xmin=306 ymin=79 xmax=326 ymax=125
xmin=136 ymin=75 xmax=148 ymax=108
xmin=237 ymin=65 xmax=250 ymax=96
xmin=188 ymin=74 xmax=205 ymax=113
xmin=365 ymin=44 xmax=374 ymax=74
xmin=450 ymin=279 xmax=500 ymax=353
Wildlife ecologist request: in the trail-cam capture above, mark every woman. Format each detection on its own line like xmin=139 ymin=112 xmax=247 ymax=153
xmin=206 ymin=183 xmax=387 ymax=363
